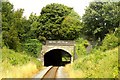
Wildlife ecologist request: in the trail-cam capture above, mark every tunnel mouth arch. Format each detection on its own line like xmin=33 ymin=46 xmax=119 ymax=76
xmin=44 ymin=49 xmax=72 ymax=66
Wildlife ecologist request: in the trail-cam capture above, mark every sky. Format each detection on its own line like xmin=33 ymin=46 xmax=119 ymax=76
xmin=9 ymin=0 xmax=93 ymax=18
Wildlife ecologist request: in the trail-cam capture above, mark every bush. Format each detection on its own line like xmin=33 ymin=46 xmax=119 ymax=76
xmin=2 ymin=47 xmax=43 ymax=68
xmin=75 ymin=38 xmax=89 ymax=57
xmin=2 ymin=47 xmax=31 ymax=66
xmin=2 ymin=30 xmax=21 ymax=51
xmin=114 ymin=27 xmax=120 ymax=38
xmin=1 ymin=47 xmax=43 ymax=79
xmin=71 ymin=47 xmax=118 ymax=78
xmin=22 ymin=39 xmax=42 ymax=57
xmin=114 ymin=27 xmax=120 ymax=46
xmin=100 ymin=33 xmax=118 ymax=51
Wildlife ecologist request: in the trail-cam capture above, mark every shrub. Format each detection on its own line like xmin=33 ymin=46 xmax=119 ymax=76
xmin=22 ymin=39 xmax=42 ymax=57
xmin=114 ymin=27 xmax=120 ymax=46
xmin=2 ymin=47 xmax=43 ymax=69
xmin=2 ymin=47 xmax=31 ymax=66
xmin=100 ymin=33 xmax=118 ymax=51
xmin=71 ymin=47 xmax=118 ymax=78
xmin=75 ymin=38 xmax=89 ymax=57
xmin=114 ymin=27 xmax=120 ymax=38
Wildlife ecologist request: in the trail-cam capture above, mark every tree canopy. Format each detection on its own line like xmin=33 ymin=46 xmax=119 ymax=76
xmin=2 ymin=2 xmax=30 ymax=50
xmin=2 ymin=2 xmax=82 ymax=51
xmin=82 ymin=2 xmax=120 ymax=41
xmin=36 ymin=3 xmax=82 ymax=40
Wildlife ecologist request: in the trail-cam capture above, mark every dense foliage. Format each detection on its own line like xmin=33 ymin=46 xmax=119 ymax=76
xmin=2 ymin=2 xmax=42 ymax=58
xmin=1 ymin=1 xmax=119 ymax=78
xmin=65 ymin=1 xmax=119 ymax=78
xmin=100 ymin=33 xmax=118 ymax=51
xmin=2 ymin=2 xmax=82 ymax=52
xmin=37 ymin=3 xmax=82 ymax=40
xmin=82 ymin=2 xmax=120 ymax=41
xmin=22 ymin=39 xmax=42 ymax=57
xmin=2 ymin=2 xmax=31 ymax=51
xmin=75 ymin=38 xmax=89 ymax=57
xmin=2 ymin=47 xmax=42 ymax=67
xmin=1 ymin=47 xmax=42 ymax=79
xmin=68 ymin=47 xmax=118 ymax=78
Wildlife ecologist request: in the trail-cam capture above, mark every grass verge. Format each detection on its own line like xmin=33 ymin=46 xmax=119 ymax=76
xmin=64 ymin=47 xmax=119 ymax=78
xmin=0 ymin=47 xmax=43 ymax=79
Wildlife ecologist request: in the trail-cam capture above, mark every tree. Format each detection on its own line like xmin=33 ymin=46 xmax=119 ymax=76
xmin=2 ymin=2 xmax=14 ymax=31
xmin=2 ymin=2 xmax=20 ymax=50
xmin=2 ymin=2 xmax=31 ymax=50
xmin=82 ymin=2 xmax=120 ymax=41
xmin=28 ymin=13 xmax=39 ymax=39
xmin=13 ymin=9 xmax=30 ymax=42
xmin=36 ymin=3 xmax=82 ymax=40
xmin=61 ymin=10 xmax=82 ymax=39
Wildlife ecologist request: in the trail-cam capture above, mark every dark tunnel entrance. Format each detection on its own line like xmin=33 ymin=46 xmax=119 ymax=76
xmin=44 ymin=49 xmax=71 ymax=66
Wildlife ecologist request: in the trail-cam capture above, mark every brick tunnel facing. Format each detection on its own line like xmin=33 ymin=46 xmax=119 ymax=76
xmin=44 ymin=49 xmax=72 ymax=66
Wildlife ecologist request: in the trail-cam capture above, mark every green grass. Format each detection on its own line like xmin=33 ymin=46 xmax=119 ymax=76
xmin=65 ymin=46 xmax=119 ymax=78
xmin=1 ymin=47 xmax=43 ymax=79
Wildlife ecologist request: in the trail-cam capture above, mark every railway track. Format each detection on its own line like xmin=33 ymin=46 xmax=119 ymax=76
xmin=41 ymin=66 xmax=59 ymax=80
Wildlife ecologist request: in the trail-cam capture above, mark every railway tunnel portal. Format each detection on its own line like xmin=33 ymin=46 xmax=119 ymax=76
xmin=40 ymin=40 xmax=76 ymax=66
